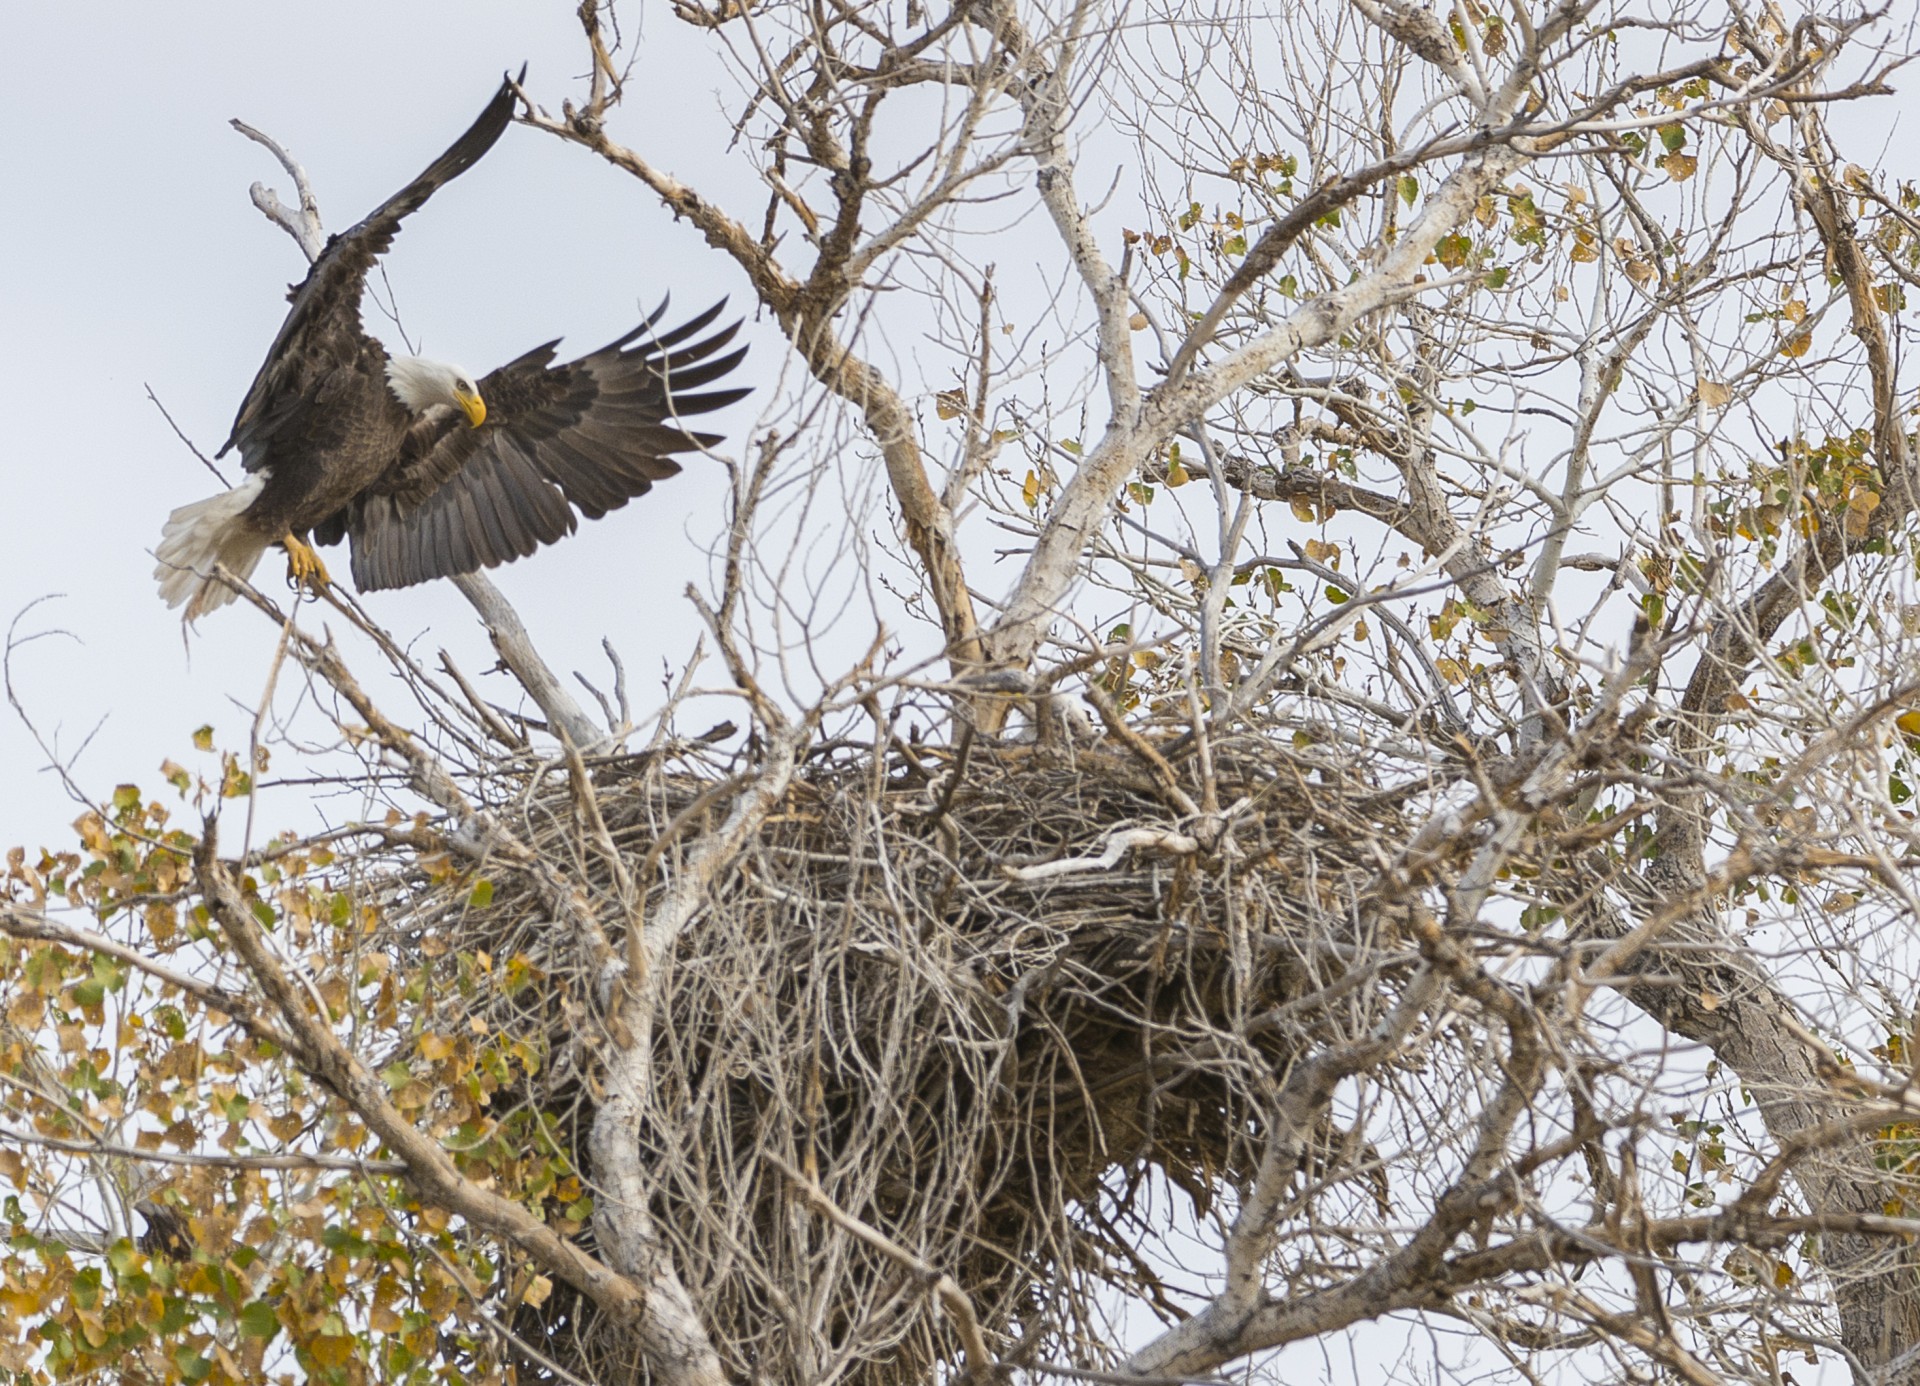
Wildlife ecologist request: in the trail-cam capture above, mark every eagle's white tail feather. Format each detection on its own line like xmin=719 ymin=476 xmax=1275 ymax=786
xmin=153 ymin=476 xmax=270 ymax=621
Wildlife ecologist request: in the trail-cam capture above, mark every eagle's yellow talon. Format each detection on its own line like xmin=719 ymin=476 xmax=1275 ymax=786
xmin=282 ymin=535 xmax=332 ymax=593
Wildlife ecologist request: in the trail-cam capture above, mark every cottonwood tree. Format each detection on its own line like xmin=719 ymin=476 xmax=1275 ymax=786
xmin=8 ymin=0 xmax=1920 ymax=1383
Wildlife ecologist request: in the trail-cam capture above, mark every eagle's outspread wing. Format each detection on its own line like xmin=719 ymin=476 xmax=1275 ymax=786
xmin=331 ymin=301 xmax=750 ymax=590
xmin=218 ymin=71 xmax=522 ymax=472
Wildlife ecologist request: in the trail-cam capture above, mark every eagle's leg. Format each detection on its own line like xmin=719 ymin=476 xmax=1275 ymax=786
xmin=279 ymin=535 xmax=332 ymax=594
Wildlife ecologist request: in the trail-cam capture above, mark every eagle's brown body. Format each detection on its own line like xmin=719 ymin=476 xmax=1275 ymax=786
xmin=236 ymin=335 xmax=412 ymax=542
xmin=156 ymin=73 xmax=748 ymax=618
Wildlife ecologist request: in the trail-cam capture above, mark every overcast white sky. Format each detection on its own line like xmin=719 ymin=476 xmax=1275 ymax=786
xmin=0 ymin=2 xmax=785 ymax=846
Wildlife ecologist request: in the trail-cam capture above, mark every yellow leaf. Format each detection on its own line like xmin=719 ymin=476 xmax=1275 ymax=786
xmin=1303 ymin=538 xmax=1340 ymax=564
xmin=1894 ymin=710 xmax=1920 ymax=737
xmin=309 ymin=1334 xmax=354 ymax=1370
xmin=1165 ymin=457 xmax=1189 ymax=486
xmin=1697 ymin=379 xmax=1732 ymax=407
xmin=1700 ymin=989 xmax=1724 ymax=1012
xmin=1436 ymin=657 xmax=1467 ymax=686
xmin=1290 ymin=498 xmax=1317 ymax=524
xmin=1662 ymin=152 xmax=1698 ymax=182
xmin=933 ymin=389 xmax=967 ymax=420
xmin=1022 ymin=470 xmax=1040 ymax=510
xmin=523 ymin=1274 xmax=554 ymax=1308
xmin=1128 ymin=311 xmax=1149 ymax=331
xmin=1781 ymin=330 xmax=1812 ymax=359
xmin=1783 ymin=298 xmax=1807 ymax=323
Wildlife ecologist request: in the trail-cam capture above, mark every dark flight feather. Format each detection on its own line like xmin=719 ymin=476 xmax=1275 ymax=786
xmin=344 ymin=308 xmax=748 ymax=590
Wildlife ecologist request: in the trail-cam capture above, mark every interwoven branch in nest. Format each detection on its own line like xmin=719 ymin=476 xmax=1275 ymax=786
xmin=362 ymin=735 xmax=1427 ymax=1386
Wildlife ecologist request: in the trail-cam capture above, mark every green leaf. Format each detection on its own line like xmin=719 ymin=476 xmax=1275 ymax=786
xmin=191 ymin=725 xmax=215 ymax=752
xmin=1222 ymin=234 xmax=1247 ymax=256
xmin=238 ymin=1300 xmax=281 ymax=1341
xmin=468 ymin=879 xmax=494 ymax=909
xmin=1659 ymin=123 xmax=1687 ymax=152
xmin=1398 ymin=173 xmax=1419 ymax=206
xmin=107 ymin=1239 xmax=141 ymax=1279
xmin=1483 ymin=266 xmax=1510 ymax=290
xmin=1325 ymin=586 xmax=1350 ymax=605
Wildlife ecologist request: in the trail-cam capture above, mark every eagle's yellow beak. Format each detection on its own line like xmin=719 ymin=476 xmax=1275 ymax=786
xmin=456 ymin=389 xmax=487 ymax=428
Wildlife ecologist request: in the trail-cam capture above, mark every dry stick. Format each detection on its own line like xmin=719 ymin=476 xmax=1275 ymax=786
xmin=1002 ymin=827 xmax=1201 ymax=881
xmin=0 ymin=903 xmax=302 ymax=1059
xmin=231 ymin=118 xmax=326 ymax=261
xmin=0 ymin=1125 xmax=405 ymax=1176
xmin=1080 ymin=684 xmax=1199 ymax=816
xmin=438 ymin=648 xmax=530 ymax=751
xmin=193 ymin=827 xmax=655 ymax=1329
xmin=769 ymin=1154 xmax=998 ymax=1382
xmin=144 ymin=385 xmax=229 ymax=486
xmin=452 ymin=572 xmax=603 ymax=750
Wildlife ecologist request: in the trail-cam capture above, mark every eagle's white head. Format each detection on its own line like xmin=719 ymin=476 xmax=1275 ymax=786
xmin=386 ymin=357 xmax=487 ymax=427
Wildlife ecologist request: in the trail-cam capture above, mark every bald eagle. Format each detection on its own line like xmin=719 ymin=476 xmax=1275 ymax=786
xmin=156 ymin=73 xmax=748 ymax=620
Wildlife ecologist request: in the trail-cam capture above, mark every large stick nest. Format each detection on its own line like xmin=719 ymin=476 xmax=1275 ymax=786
xmin=375 ymin=731 xmax=1420 ymax=1384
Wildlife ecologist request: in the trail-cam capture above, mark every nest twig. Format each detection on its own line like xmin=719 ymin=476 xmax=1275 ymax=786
xmin=362 ymin=733 xmax=1426 ymax=1386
